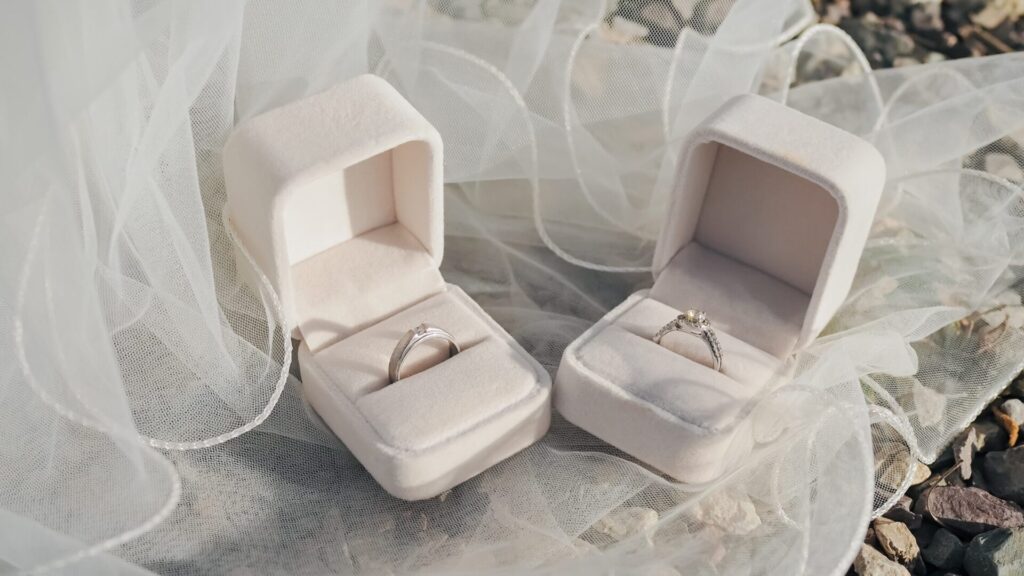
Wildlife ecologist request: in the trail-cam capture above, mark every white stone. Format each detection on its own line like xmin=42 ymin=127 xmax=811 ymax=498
xmin=593 ymin=507 xmax=659 ymax=541
xmin=911 ymin=461 xmax=931 ymax=486
xmin=599 ymin=16 xmax=649 ymax=45
xmin=913 ymin=381 xmax=946 ymax=428
xmin=1003 ymin=399 xmax=1024 ymax=426
xmin=985 ymin=152 xmax=1024 ymax=182
xmin=696 ymin=492 xmax=762 ymax=535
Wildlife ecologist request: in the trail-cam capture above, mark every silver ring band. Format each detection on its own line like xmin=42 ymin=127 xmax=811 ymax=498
xmin=388 ymin=323 xmax=460 ymax=383
xmin=653 ymin=309 xmax=723 ymax=372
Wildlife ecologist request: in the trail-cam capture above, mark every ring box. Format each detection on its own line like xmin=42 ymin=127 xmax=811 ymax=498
xmin=223 ymin=75 xmax=551 ymax=500
xmin=554 ymin=94 xmax=885 ymax=483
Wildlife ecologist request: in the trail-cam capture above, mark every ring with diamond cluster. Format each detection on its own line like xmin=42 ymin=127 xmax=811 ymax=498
xmin=652 ymin=309 xmax=723 ymax=372
xmin=388 ymin=323 xmax=461 ymax=384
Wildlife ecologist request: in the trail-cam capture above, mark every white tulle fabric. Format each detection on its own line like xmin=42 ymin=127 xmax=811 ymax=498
xmin=2 ymin=0 xmax=1023 ymax=574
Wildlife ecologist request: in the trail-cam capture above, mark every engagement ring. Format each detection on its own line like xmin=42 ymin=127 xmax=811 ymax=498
xmin=653 ymin=309 xmax=723 ymax=372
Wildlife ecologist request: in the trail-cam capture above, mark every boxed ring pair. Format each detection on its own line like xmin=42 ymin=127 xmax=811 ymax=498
xmin=223 ymin=75 xmax=884 ymax=500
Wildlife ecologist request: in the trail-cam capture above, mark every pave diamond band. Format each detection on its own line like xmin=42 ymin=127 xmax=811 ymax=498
xmin=653 ymin=309 xmax=723 ymax=372
xmin=388 ymin=323 xmax=460 ymax=383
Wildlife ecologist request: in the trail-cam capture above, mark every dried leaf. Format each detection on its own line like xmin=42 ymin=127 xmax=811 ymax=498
xmin=993 ymin=405 xmax=1020 ymax=447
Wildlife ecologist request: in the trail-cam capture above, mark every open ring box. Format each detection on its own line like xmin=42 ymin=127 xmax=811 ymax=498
xmin=554 ymin=94 xmax=885 ymax=483
xmin=223 ymin=75 xmax=551 ymax=500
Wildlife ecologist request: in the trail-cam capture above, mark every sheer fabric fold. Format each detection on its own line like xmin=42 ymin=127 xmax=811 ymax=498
xmin=2 ymin=1 xmax=1023 ymax=574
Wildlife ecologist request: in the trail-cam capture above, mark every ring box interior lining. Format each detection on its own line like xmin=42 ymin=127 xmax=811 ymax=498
xmin=223 ymin=75 xmax=551 ymax=501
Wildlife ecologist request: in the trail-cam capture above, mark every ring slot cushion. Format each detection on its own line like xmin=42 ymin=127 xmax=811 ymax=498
xmin=554 ymin=94 xmax=885 ymax=483
xmin=223 ymin=75 xmax=551 ymax=500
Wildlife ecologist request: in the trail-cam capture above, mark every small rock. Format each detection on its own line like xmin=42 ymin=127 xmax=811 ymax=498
xmin=973 ymin=420 xmax=1012 ymax=453
xmin=885 ymin=496 xmax=923 ymax=530
xmin=921 ymin=486 xmax=1024 ymax=536
xmin=913 ymin=522 xmax=940 ymax=549
xmin=593 ymin=506 xmax=658 ymax=541
xmin=1002 ymin=400 xmax=1024 ymax=426
xmin=971 ymin=1 xmax=1017 ymax=29
xmin=985 ymin=153 xmax=1024 ymax=182
xmin=958 ymin=427 xmax=984 ymax=480
xmin=973 ymin=457 xmax=991 ymax=492
xmin=964 ymin=528 xmax=1024 ymax=576
xmin=984 ymin=447 xmax=1024 ymax=505
xmin=909 ymin=2 xmax=943 ymax=32
xmin=696 ymin=492 xmax=761 ymax=535
xmin=911 ymin=462 xmax=932 ymax=486
xmin=600 ymin=16 xmax=650 ymax=44
xmin=874 ymin=517 xmax=921 ymax=565
xmin=866 ymin=524 xmax=878 ymax=546
xmin=638 ymin=0 xmax=684 ymax=46
xmin=877 ymin=451 xmax=914 ymax=492
xmin=854 ymin=543 xmax=911 ymax=576
xmin=921 ymin=528 xmax=965 ymax=571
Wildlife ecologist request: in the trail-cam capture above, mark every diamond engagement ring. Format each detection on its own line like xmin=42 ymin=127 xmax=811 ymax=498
xmin=388 ymin=323 xmax=461 ymax=383
xmin=653 ymin=309 xmax=723 ymax=372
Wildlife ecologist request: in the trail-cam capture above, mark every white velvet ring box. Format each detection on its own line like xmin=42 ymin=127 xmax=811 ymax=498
xmin=223 ymin=75 xmax=551 ymax=501
xmin=554 ymin=94 xmax=885 ymax=483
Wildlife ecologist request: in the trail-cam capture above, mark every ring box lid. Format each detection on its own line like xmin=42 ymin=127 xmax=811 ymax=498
xmin=651 ymin=94 xmax=885 ymax=357
xmin=223 ymin=75 xmax=445 ymax=350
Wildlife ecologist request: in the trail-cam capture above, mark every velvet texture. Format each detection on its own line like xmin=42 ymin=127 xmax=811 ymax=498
xmin=555 ymin=94 xmax=884 ymax=483
xmin=223 ymin=75 xmax=551 ymax=500
xmin=300 ymin=287 xmax=551 ymax=501
xmin=223 ymin=75 xmax=444 ymax=332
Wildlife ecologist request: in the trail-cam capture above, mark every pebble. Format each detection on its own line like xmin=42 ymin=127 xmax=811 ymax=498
xmin=954 ymin=420 xmax=1011 ymax=455
xmin=921 ymin=528 xmax=965 ymax=572
xmin=593 ymin=507 xmax=659 ymax=541
xmin=913 ymin=522 xmax=939 ymax=549
xmin=973 ymin=457 xmax=992 ymax=492
xmin=909 ymin=2 xmax=943 ymax=32
xmin=973 ymin=420 xmax=1012 ymax=454
xmin=884 ymin=496 xmax=923 ymax=530
xmin=874 ymin=517 xmax=920 ymax=564
xmin=695 ymin=492 xmax=761 ymax=536
xmin=854 ymin=543 xmax=912 ymax=576
xmin=983 ymin=447 xmax=1024 ymax=505
xmin=1002 ymin=399 xmax=1024 ymax=426
xmin=964 ymin=528 xmax=1024 ymax=576
xmin=971 ymin=1 xmax=1020 ymax=29
xmin=958 ymin=426 xmax=984 ymax=480
xmin=638 ymin=0 xmax=684 ymax=46
xmin=911 ymin=462 xmax=931 ymax=486
xmin=921 ymin=486 xmax=1024 ymax=536
xmin=985 ymin=153 xmax=1024 ymax=182
xmin=600 ymin=16 xmax=650 ymax=45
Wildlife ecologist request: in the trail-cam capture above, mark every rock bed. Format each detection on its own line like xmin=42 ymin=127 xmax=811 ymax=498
xmin=817 ymin=0 xmax=1024 ymax=68
xmin=852 ymin=379 xmax=1024 ymax=575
